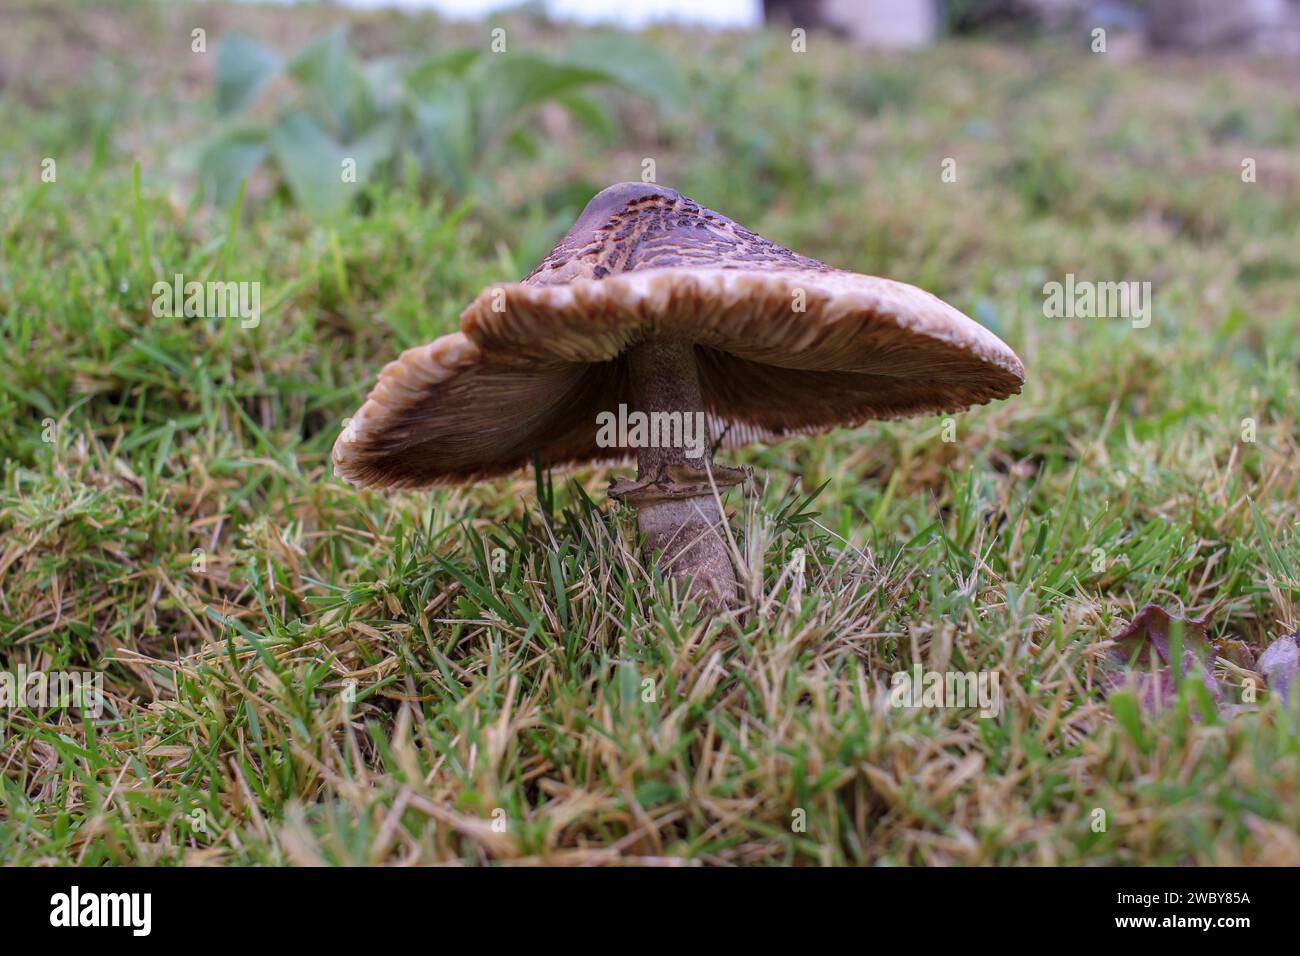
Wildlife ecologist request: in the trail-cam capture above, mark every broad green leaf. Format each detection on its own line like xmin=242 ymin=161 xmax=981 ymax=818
xmin=268 ymin=111 xmax=349 ymax=221
xmin=346 ymin=120 xmax=398 ymax=184
xmin=216 ymin=35 xmax=282 ymax=116
xmin=362 ymin=57 xmax=406 ymax=111
xmin=197 ymin=124 xmax=269 ymax=207
xmin=470 ymin=54 xmax=616 ymax=142
xmin=563 ymin=34 xmax=687 ymax=107
xmin=406 ymin=49 xmax=481 ymax=95
xmin=409 ymin=90 xmax=474 ymax=194
xmin=288 ymin=26 xmax=349 ymax=94
xmin=557 ymin=91 xmax=618 ymax=140
xmin=287 ymin=27 xmax=373 ymax=136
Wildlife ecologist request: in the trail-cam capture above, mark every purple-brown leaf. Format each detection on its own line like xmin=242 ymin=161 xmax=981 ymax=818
xmin=1258 ymin=632 xmax=1299 ymax=706
xmin=1102 ymin=604 xmax=1222 ymax=714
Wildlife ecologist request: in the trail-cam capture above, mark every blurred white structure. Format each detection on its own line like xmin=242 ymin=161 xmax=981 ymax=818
xmin=819 ymin=0 xmax=938 ymax=47
xmin=763 ymin=0 xmax=939 ymax=47
xmin=338 ymin=0 xmax=763 ymax=28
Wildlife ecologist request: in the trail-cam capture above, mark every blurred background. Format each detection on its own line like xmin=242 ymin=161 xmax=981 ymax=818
xmin=5 ymin=0 xmax=1298 ymax=251
xmin=5 ymin=0 xmax=1297 ymax=284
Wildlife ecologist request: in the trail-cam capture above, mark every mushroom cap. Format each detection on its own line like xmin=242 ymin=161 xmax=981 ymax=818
xmin=334 ymin=182 xmax=1025 ymax=489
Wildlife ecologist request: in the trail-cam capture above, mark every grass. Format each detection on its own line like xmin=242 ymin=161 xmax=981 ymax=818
xmin=1 ymin=1 xmax=1299 ymax=865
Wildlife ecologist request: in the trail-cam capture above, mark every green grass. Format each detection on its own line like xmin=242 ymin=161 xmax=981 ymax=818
xmin=1 ymin=2 xmax=1298 ymax=865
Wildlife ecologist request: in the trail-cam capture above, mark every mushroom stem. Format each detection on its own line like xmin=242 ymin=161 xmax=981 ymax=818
xmin=621 ymin=337 xmax=741 ymax=607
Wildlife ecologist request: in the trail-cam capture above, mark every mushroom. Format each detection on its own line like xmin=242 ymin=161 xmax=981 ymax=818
xmin=334 ymin=183 xmax=1024 ymax=608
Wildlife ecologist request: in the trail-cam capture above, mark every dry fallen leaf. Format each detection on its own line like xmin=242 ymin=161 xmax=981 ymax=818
xmin=1258 ymin=631 xmax=1299 ymax=706
xmin=1103 ymin=604 xmax=1222 ymax=714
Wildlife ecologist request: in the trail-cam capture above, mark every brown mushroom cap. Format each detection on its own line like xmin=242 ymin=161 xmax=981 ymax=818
xmin=334 ymin=182 xmax=1025 ymax=489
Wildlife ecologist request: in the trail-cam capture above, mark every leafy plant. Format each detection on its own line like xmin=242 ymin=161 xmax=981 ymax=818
xmin=198 ymin=27 xmax=684 ymax=220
